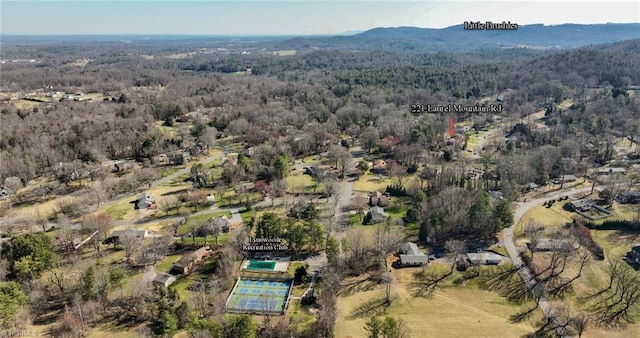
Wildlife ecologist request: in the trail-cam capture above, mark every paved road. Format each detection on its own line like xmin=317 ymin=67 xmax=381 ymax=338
xmin=503 ymin=185 xmax=602 ymax=337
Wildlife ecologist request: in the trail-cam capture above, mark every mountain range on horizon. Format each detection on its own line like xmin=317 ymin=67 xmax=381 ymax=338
xmin=1 ymin=23 xmax=638 ymax=54
xmin=275 ymin=23 xmax=640 ymax=53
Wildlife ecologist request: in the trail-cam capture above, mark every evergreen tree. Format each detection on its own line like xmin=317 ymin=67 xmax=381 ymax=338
xmin=492 ymin=199 xmax=514 ymax=228
xmin=0 ymin=282 xmax=28 ymax=328
xmin=381 ymin=317 xmax=399 ymax=338
xmin=2 ymin=232 xmax=57 ymax=279
xmin=158 ymin=309 xmax=178 ymax=335
xmin=364 ymin=316 xmax=382 ymax=338
xmin=326 ymin=237 xmax=340 ymax=267
xmin=81 ymin=265 xmax=96 ymax=300
xmin=274 ymin=154 xmax=290 ymax=179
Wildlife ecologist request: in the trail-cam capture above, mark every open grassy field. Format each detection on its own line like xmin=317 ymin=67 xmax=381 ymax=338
xmin=517 ymin=201 xmax=639 ymax=236
xmin=529 ymin=229 xmax=640 ymax=338
xmin=177 ymin=210 xmax=233 ymax=233
xmin=154 ymin=253 xmax=182 ymax=274
xmin=515 ymin=203 xmax=575 ymax=234
xmin=5 ymin=99 xmax=43 ymax=109
xmin=286 ymin=173 xmax=318 ymax=193
xmin=335 ymin=260 xmax=539 ymax=338
xmin=353 ymin=174 xmax=391 ymax=192
xmin=101 ymin=185 xmax=189 ymax=220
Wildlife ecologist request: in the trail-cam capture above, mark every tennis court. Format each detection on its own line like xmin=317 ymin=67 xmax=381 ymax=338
xmin=225 ymin=278 xmax=293 ymax=314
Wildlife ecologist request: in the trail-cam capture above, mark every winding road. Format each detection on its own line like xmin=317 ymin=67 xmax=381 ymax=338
xmin=504 ymin=185 xmax=603 ymax=337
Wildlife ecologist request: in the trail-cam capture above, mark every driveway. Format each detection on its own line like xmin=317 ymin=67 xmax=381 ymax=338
xmin=503 ymin=185 xmax=603 ymax=337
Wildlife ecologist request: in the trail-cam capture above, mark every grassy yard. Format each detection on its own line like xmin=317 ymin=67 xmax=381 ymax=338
xmin=335 ymin=260 xmax=539 ymax=338
xmin=155 ymin=253 xmax=182 ymax=274
xmin=104 ymin=200 xmax=139 ymax=221
xmin=528 ymin=229 xmax=640 ymax=338
xmin=101 ymin=185 xmax=189 ymax=220
xmin=353 ymin=174 xmax=391 ymax=192
xmin=385 ymin=197 xmax=412 ymax=220
xmin=239 ymin=208 xmax=253 ymax=225
xmin=517 ymin=201 xmax=639 ymax=236
xmin=287 ymin=261 xmax=306 ymax=278
xmin=183 ymin=210 xmax=232 ymax=227
xmin=516 ymin=203 xmax=575 ymax=235
xmin=286 ymin=174 xmax=317 ymax=193
xmin=288 ymin=301 xmax=316 ymax=333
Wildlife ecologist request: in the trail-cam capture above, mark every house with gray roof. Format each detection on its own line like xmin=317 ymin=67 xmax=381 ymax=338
xmin=551 ymin=175 xmax=578 ymax=184
xmin=528 ymin=239 xmax=573 ymax=252
xmin=398 ymin=242 xmax=428 ymax=267
xmin=134 ymin=192 xmax=155 ymax=209
xmin=466 ymin=252 xmax=502 ymax=265
xmin=368 ymin=206 xmax=389 ymax=224
xmin=153 ymin=273 xmax=177 ymax=288
xmin=597 ymin=167 xmax=626 ymax=175
xmin=564 ymin=199 xmax=595 ymax=212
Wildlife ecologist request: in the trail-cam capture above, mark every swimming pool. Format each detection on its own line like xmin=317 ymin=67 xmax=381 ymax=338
xmin=247 ymin=260 xmax=276 ymax=270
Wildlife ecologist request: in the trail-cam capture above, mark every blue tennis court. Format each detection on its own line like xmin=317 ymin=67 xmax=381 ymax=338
xmin=226 ymin=278 xmax=293 ymax=314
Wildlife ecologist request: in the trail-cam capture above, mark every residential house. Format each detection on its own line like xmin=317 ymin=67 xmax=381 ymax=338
xmin=626 ymin=245 xmax=640 ymax=264
xmin=564 ymin=199 xmax=595 ymax=212
xmin=211 ymin=215 xmax=232 ymax=233
xmin=551 ymin=175 xmax=578 ymax=184
xmin=113 ymin=160 xmax=135 ymax=173
xmin=167 ymin=151 xmax=190 ymax=166
xmin=618 ymin=191 xmax=640 ymax=204
xmin=487 ymin=191 xmax=504 ymax=202
xmin=106 ymin=229 xmax=149 ymax=245
xmin=528 ymin=239 xmax=573 ymax=252
xmin=597 ymin=167 xmax=626 ymax=175
xmin=133 ymin=192 xmax=155 ymax=209
xmin=170 ymin=246 xmax=212 ymax=275
xmin=370 ymin=191 xmax=390 ymax=207
xmin=496 ymin=95 xmax=505 ymax=102
xmin=304 ymin=166 xmax=327 ymax=179
xmin=234 ymin=182 xmax=255 ymax=194
xmin=368 ymin=206 xmax=389 ymax=224
xmin=398 ymin=242 xmax=428 ymax=267
xmin=372 ymin=160 xmax=388 ymax=174
xmin=466 ymin=252 xmax=502 ymax=265
xmin=523 ymin=182 xmax=539 ymax=192
xmin=207 ymin=193 xmax=216 ymax=203
xmin=153 ymin=273 xmax=177 ymax=288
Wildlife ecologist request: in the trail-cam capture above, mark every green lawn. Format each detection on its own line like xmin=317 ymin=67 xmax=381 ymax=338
xmin=385 ymin=197 xmax=411 ymax=220
xmin=286 ymin=174 xmax=316 ymax=192
xmin=239 ymin=208 xmax=253 ymax=225
xmin=170 ymin=277 xmax=193 ymax=302
xmin=403 ymin=222 xmax=420 ymax=237
xmin=171 ymin=210 xmax=232 ymax=233
xmin=155 ymin=254 xmax=182 ymax=274
xmin=104 ymin=201 xmax=135 ymax=221
xmin=177 ymin=234 xmax=230 ymax=246
xmin=287 ymin=261 xmax=307 ymax=278
xmin=157 ymin=167 xmax=179 ymax=178
xmin=288 ymin=301 xmax=316 ymax=333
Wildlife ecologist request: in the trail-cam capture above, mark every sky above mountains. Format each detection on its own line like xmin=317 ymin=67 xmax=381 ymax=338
xmin=2 ymin=1 xmax=639 ymax=35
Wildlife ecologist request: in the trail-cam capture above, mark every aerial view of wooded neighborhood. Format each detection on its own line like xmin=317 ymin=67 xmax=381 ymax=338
xmin=1 ymin=2 xmax=640 ymax=337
